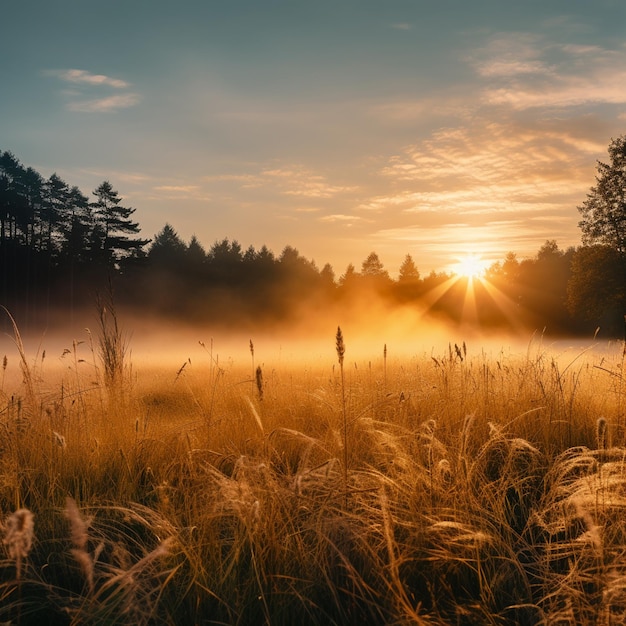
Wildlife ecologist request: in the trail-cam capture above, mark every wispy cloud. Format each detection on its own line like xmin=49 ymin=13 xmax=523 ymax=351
xmin=472 ymin=36 xmax=626 ymax=109
xmin=320 ymin=214 xmax=359 ymax=223
xmin=354 ymin=113 xmax=603 ymax=264
xmin=471 ymin=33 xmax=553 ymax=78
xmin=478 ymin=59 xmax=552 ymax=78
xmin=371 ymin=220 xmax=553 ymax=269
xmin=218 ymin=165 xmax=358 ymax=199
xmin=67 ymin=93 xmax=140 ymax=113
xmin=154 ymin=185 xmax=200 ymax=193
xmin=47 ymin=68 xmax=129 ymax=89
xmin=484 ymin=75 xmax=626 ymax=109
xmin=204 ymin=173 xmax=265 ymax=188
xmin=45 ymin=68 xmax=139 ymax=112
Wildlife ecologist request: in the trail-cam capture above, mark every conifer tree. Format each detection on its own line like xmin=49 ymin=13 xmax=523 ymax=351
xmin=91 ymin=181 xmax=150 ymax=269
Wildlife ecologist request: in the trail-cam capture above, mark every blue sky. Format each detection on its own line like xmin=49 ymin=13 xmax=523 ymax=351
xmin=2 ymin=0 xmax=626 ymax=275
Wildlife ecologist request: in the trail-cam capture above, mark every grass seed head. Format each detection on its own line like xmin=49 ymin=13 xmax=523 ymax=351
xmin=256 ymin=365 xmax=264 ymax=400
xmin=335 ymin=326 xmax=345 ymax=367
xmin=3 ymin=509 xmax=35 ymax=580
xmin=3 ymin=508 xmax=34 ymax=563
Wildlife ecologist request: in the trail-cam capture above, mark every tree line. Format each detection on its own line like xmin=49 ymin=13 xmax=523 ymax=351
xmin=1 ymin=139 xmax=625 ymax=336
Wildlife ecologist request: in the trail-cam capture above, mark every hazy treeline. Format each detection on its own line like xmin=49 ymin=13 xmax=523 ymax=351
xmin=1 ymin=149 xmax=624 ymax=336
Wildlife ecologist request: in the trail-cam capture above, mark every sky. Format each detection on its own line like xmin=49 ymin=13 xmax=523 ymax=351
xmin=2 ymin=0 xmax=626 ymax=277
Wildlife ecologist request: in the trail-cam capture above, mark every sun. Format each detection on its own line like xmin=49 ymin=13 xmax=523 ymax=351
xmin=452 ymin=253 xmax=488 ymax=279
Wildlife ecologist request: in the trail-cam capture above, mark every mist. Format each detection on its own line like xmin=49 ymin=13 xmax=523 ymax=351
xmin=2 ymin=285 xmax=619 ymax=388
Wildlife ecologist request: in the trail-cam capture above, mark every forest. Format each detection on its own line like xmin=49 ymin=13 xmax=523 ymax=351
xmin=1 ymin=144 xmax=625 ymax=337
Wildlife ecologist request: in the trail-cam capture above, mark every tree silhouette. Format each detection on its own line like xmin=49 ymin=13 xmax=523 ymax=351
xmin=91 ymin=181 xmax=150 ymax=269
xmin=398 ymin=254 xmax=420 ymax=282
xmin=360 ymin=251 xmax=388 ymax=279
xmin=60 ymin=186 xmax=93 ymax=264
xmin=42 ymin=173 xmax=69 ymax=255
xmin=569 ymin=136 xmax=626 ymax=331
xmin=149 ymin=224 xmax=187 ymax=267
xmin=186 ymin=235 xmax=206 ymax=265
xmin=339 ymin=263 xmax=357 ymax=289
xmin=567 ymin=245 xmax=625 ymax=328
xmin=519 ymin=241 xmax=575 ymax=332
xmin=578 ymin=135 xmax=626 ymax=254
xmin=4 ymin=146 xmax=626 ymax=335
xmin=320 ymin=263 xmax=336 ymax=288
xmin=395 ymin=253 xmax=421 ymax=301
xmin=207 ymin=238 xmax=244 ymax=284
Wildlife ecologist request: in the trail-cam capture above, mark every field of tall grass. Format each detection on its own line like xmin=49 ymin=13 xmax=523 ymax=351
xmin=1 ymin=312 xmax=625 ymax=624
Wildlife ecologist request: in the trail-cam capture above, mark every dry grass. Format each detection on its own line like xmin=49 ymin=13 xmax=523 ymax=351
xmin=0 ymin=323 xmax=624 ymax=624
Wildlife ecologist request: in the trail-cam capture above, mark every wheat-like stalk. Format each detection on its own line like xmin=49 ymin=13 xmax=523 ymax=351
xmin=65 ymin=497 xmax=96 ymax=593
xmin=335 ymin=326 xmax=348 ymax=508
xmin=3 ymin=508 xmax=34 ymax=580
xmin=256 ymin=365 xmax=264 ymax=401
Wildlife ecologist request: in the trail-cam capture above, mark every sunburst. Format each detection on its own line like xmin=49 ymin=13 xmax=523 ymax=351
xmin=452 ymin=253 xmax=488 ymax=280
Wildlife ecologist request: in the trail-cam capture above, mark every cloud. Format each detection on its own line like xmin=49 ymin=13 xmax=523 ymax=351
xmin=353 ymin=113 xmax=604 ymax=265
xmin=154 ymin=185 xmax=200 ymax=193
xmin=319 ymin=214 xmax=360 ymax=223
xmin=484 ymin=76 xmax=626 ymax=109
xmin=251 ymin=165 xmax=359 ymax=199
xmin=371 ymin=221 xmax=549 ymax=268
xmin=204 ymin=173 xmax=265 ymax=189
xmin=45 ymin=68 xmax=139 ymax=112
xmin=48 ymin=69 xmax=129 ymax=89
xmin=472 ymin=36 xmax=626 ymax=109
xmin=471 ymin=33 xmax=553 ymax=78
xmin=477 ymin=60 xmax=552 ymax=78
xmin=368 ymin=95 xmax=471 ymax=123
xmin=67 ymin=93 xmax=141 ymax=112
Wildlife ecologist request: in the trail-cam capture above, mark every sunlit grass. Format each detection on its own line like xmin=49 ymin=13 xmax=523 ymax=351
xmin=0 ymin=324 xmax=625 ymax=624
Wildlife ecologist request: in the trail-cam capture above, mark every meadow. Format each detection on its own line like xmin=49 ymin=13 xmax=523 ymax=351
xmin=0 ymin=313 xmax=625 ymax=625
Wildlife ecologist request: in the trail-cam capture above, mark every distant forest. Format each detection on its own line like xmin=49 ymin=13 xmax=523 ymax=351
xmin=1 ymin=148 xmax=625 ymax=337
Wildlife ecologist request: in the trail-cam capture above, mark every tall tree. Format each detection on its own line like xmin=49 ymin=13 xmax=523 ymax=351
xmin=207 ymin=238 xmax=244 ymax=283
xmin=570 ymin=136 xmax=626 ymax=330
xmin=338 ymin=263 xmax=357 ymax=289
xmin=186 ymin=235 xmax=206 ymax=266
xmin=360 ymin=251 xmax=391 ymax=292
xmin=21 ymin=167 xmax=44 ymax=250
xmin=91 ymin=181 xmax=150 ymax=269
xmin=578 ymin=135 xmax=626 ymax=254
xmin=567 ymin=245 xmax=626 ymax=328
xmin=60 ymin=186 xmax=93 ymax=263
xmin=0 ymin=151 xmax=26 ymax=246
xmin=42 ymin=173 xmax=70 ymax=255
xmin=148 ymin=223 xmax=187 ymax=267
xmin=396 ymin=253 xmax=421 ymax=301
xmin=398 ymin=254 xmax=420 ymax=282
xmin=277 ymin=245 xmax=320 ymax=299
xmin=360 ymin=251 xmax=388 ymax=279
xmin=320 ymin=262 xmax=336 ymax=287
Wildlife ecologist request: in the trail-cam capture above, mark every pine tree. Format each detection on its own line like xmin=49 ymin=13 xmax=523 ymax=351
xmin=91 ymin=181 xmax=150 ymax=269
xmin=398 ymin=254 xmax=420 ymax=282
xmin=61 ymin=186 xmax=93 ymax=264
xmin=148 ymin=223 xmax=187 ymax=266
xmin=42 ymin=173 xmax=70 ymax=255
xmin=360 ymin=251 xmax=389 ymax=280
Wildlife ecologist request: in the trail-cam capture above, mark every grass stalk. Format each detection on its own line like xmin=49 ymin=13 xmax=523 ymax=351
xmin=336 ymin=326 xmax=347 ymax=508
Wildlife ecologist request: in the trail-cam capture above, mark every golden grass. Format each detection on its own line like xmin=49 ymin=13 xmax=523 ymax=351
xmin=0 ymin=326 xmax=625 ymax=624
